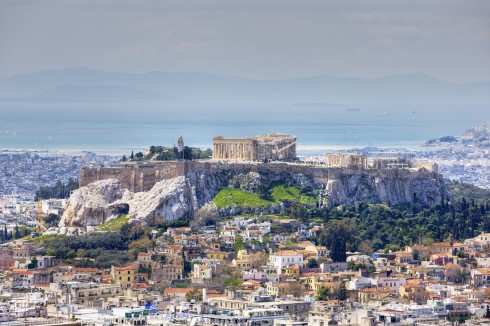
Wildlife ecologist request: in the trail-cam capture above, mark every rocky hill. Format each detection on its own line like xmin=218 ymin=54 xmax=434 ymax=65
xmin=60 ymin=163 xmax=447 ymax=227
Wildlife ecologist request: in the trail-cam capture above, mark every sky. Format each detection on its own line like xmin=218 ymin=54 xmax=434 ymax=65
xmin=1 ymin=0 xmax=489 ymax=83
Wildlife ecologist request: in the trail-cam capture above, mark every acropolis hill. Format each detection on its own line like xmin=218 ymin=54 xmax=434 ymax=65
xmin=62 ymin=134 xmax=446 ymax=227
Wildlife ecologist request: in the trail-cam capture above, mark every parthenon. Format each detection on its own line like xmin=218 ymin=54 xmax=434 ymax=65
xmin=212 ymin=133 xmax=297 ymax=161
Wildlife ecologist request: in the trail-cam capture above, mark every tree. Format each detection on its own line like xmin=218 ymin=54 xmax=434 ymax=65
xmin=289 ymin=202 xmax=308 ymax=221
xmin=412 ymin=250 xmax=420 ymax=261
xmin=28 ymin=258 xmax=38 ymax=269
xmin=130 ymin=151 xmax=134 ymax=160
xmin=135 ymin=152 xmax=144 ymax=159
xmin=76 ymin=249 xmax=86 ymax=258
xmin=284 ymin=238 xmax=296 ymax=249
xmin=319 ymin=220 xmax=356 ymax=262
xmin=185 ymin=288 xmax=202 ymax=302
xmin=306 ymin=258 xmax=319 ymax=268
xmin=233 ymin=236 xmax=245 ymax=253
xmin=261 ymin=234 xmax=271 ymax=245
xmin=358 ymin=240 xmax=373 ymax=255
xmin=121 ymin=155 xmax=127 ymax=162
xmin=284 ymin=282 xmax=306 ymax=298
xmin=128 ymin=237 xmax=154 ymax=259
xmin=317 ymin=286 xmax=330 ymax=301
xmin=44 ymin=213 xmax=61 ymax=228
xmin=332 ymin=282 xmax=348 ymax=300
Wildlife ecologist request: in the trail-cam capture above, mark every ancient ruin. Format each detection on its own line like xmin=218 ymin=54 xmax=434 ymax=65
xmin=212 ymin=133 xmax=296 ymax=161
xmin=325 ymin=153 xmax=368 ymax=169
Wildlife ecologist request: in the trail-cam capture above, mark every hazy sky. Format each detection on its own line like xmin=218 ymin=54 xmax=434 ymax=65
xmin=1 ymin=0 xmax=489 ymax=82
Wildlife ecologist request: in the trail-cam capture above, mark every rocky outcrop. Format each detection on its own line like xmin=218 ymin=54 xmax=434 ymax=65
xmin=59 ymin=179 xmax=130 ymax=227
xmin=325 ymin=169 xmax=443 ymax=207
xmin=60 ymin=165 xmax=447 ymax=227
xmin=128 ymin=176 xmax=197 ymax=225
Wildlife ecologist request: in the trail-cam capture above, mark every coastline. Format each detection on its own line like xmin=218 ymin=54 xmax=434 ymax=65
xmin=1 ymin=142 xmax=437 ymax=157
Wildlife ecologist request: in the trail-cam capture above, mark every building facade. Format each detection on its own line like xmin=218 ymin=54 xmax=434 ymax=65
xmin=325 ymin=153 xmax=367 ymax=169
xmin=213 ymin=133 xmax=296 ymax=161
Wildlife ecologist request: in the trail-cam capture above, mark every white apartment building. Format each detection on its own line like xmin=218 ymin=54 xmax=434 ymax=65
xmin=269 ymin=250 xmax=303 ymax=272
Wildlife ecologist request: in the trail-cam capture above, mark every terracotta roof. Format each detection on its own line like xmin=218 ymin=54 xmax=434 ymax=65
xmin=12 ymin=268 xmax=28 ymax=273
xmin=379 ymin=309 xmax=404 ymax=313
xmin=73 ymin=268 xmax=98 ymax=273
xmin=443 ymin=263 xmax=460 ymax=269
xmin=287 ymin=264 xmax=300 ymax=270
xmin=477 ymin=268 xmax=490 ymax=275
xmin=359 ymin=287 xmax=394 ymax=293
xmin=300 ymin=272 xmax=320 ymax=277
xmin=431 ymin=242 xmax=466 ymax=247
xmin=272 ymin=250 xmax=302 ymax=256
xmin=131 ymin=283 xmax=151 ymax=289
xmin=137 ymin=252 xmax=151 ymax=257
xmin=164 ymin=287 xmax=195 ymax=294
xmin=114 ymin=264 xmax=138 ymax=271
xmin=431 ymin=254 xmax=450 ymax=258
xmin=17 ymin=271 xmax=33 ymax=276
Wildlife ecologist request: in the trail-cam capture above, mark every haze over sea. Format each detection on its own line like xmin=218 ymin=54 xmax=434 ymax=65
xmin=0 ymin=101 xmax=487 ymax=156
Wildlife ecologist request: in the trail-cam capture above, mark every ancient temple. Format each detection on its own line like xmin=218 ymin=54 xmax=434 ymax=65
xmin=325 ymin=153 xmax=368 ymax=169
xmin=212 ymin=133 xmax=296 ymax=161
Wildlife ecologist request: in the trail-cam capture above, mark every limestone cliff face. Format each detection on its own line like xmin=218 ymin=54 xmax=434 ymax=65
xmin=60 ymin=166 xmax=446 ymax=227
xmin=59 ymin=179 xmax=130 ymax=227
xmin=325 ymin=169 xmax=443 ymax=207
xmin=128 ymin=176 xmax=197 ymax=225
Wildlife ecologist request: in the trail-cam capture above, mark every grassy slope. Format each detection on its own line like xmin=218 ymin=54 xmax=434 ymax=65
xmin=96 ymin=215 xmax=129 ymax=231
xmin=213 ymin=183 xmax=316 ymax=209
xmin=214 ymin=188 xmax=272 ymax=208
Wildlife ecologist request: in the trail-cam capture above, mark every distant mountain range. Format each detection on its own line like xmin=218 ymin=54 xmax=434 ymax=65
xmin=0 ymin=67 xmax=489 ymax=104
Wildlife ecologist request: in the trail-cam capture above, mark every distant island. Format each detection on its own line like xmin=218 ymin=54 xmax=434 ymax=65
xmin=425 ymin=122 xmax=490 ymax=147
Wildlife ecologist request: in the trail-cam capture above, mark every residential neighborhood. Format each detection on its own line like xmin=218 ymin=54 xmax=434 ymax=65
xmin=1 ymin=214 xmax=490 ymax=325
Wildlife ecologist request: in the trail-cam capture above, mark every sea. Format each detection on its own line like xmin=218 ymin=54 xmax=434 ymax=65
xmin=0 ymin=101 xmax=488 ymax=156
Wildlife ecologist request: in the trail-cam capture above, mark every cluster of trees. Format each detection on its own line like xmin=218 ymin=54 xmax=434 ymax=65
xmin=42 ymin=232 xmax=127 ymax=258
xmin=0 ymin=224 xmax=30 ymax=242
xmin=43 ymin=213 xmax=61 ymax=228
xmin=35 ymin=219 xmax=171 ymax=268
xmin=316 ymin=282 xmax=348 ymax=301
xmin=38 ymin=222 xmax=155 ymax=268
xmin=34 ymin=178 xmax=79 ymax=200
xmin=314 ymin=196 xmax=490 ymax=262
xmin=122 ymin=146 xmax=212 ymax=162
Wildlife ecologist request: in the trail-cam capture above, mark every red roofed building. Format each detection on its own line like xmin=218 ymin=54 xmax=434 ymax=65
xmin=471 ymin=268 xmax=490 ymax=286
xmin=111 ymin=264 xmax=138 ymax=289
xmin=164 ymin=287 xmax=195 ymax=299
